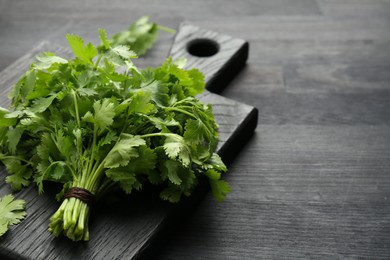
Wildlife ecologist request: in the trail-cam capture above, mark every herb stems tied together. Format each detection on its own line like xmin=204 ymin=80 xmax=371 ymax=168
xmin=0 ymin=17 xmax=230 ymax=241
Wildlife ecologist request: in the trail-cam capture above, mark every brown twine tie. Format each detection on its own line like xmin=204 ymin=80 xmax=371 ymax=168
xmin=64 ymin=187 xmax=94 ymax=207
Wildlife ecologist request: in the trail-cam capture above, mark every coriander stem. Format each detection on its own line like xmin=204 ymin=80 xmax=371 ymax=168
xmin=0 ymin=155 xmax=32 ymax=165
xmin=72 ymin=90 xmax=81 ymax=127
xmin=94 ymin=54 xmax=103 ymax=68
xmin=84 ymin=159 xmax=102 ymax=193
xmin=90 ymin=159 xmax=100 ymax=180
xmin=85 ymin=161 xmax=105 ymax=193
xmin=141 ymin=132 xmax=174 ymax=139
xmin=66 ymin=162 xmax=77 ymax=181
xmin=164 ymin=107 xmax=196 ymax=119
xmin=157 ymin=25 xmax=176 ymax=34
xmin=87 ymin=126 xmax=98 ymax=176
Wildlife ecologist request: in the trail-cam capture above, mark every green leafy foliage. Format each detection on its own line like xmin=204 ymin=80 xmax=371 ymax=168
xmin=0 ymin=17 xmax=229 ymax=242
xmin=111 ymin=16 xmax=160 ymax=56
xmin=0 ymin=194 xmax=27 ymax=237
xmin=34 ymin=52 xmax=68 ymax=70
xmin=66 ymin=34 xmax=98 ymax=64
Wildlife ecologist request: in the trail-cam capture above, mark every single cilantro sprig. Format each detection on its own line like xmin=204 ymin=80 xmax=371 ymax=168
xmin=0 ymin=194 xmax=26 ymax=237
xmin=107 ymin=16 xmax=176 ymax=56
xmin=0 ymin=23 xmax=229 ymax=241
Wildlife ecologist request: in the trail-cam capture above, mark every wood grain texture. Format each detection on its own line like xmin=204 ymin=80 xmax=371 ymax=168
xmin=1 ymin=0 xmax=390 ymax=259
xmin=317 ymin=0 xmax=390 ymax=17
xmin=159 ymin=126 xmax=390 ymax=259
xmin=0 ymin=33 xmax=257 ymax=259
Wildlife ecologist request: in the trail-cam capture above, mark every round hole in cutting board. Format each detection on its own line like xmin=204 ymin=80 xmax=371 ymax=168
xmin=186 ymin=38 xmax=219 ymax=57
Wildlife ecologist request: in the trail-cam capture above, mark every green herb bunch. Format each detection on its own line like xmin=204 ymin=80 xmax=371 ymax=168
xmin=0 ymin=17 xmax=230 ymax=241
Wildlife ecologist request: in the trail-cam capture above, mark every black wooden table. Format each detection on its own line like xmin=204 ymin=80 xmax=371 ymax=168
xmin=1 ymin=0 xmax=389 ymax=259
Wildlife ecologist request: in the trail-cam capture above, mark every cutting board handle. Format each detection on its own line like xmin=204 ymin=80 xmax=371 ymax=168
xmin=168 ymin=23 xmax=249 ymax=93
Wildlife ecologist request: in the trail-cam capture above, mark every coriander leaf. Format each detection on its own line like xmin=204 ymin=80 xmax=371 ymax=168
xmin=81 ymin=111 xmax=94 ymax=124
xmin=174 ymin=57 xmax=187 ymax=69
xmin=34 ymin=52 xmax=68 ymax=70
xmin=162 ymin=135 xmax=191 ymax=167
xmin=78 ymin=87 xmax=97 ymax=97
xmin=25 ymin=72 xmax=52 ymax=101
xmin=160 ymin=185 xmax=182 ymax=203
xmin=93 ymin=99 xmax=116 ymax=130
xmin=203 ymin=153 xmax=228 ymax=173
xmin=143 ymin=114 xmax=181 ymax=131
xmin=102 ymin=45 xmax=138 ymax=70
xmin=163 ymin=160 xmax=182 ymax=185
xmin=209 ymin=179 xmax=231 ymax=202
xmin=4 ymin=110 xmax=24 ymax=119
xmin=0 ymin=108 xmax=17 ymax=127
xmin=128 ymin=90 xmax=154 ymax=114
xmin=75 ymin=70 xmax=100 ymax=89
xmin=19 ymin=118 xmax=48 ymax=135
xmin=98 ymin=62 xmax=129 ymax=82
xmin=83 ymin=99 xmax=116 ymax=131
xmin=154 ymin=58 xmax=205 ymax=97
xmin=141 ymin=80 xmax=170 ymax=106
xmin=111 ymin=45 xmax=137 ymax=60
xmin=111 ymin=16 xmax=159 ymax=56
xmin=115 ymin=90 xmax=154 ymax=115
xmin=8 ymin=77 xmax=23 ymax=105
xmin=105 ymin=169 xmax=142 ymax=194
xmin=30 ymin=94 xmax=57 ymax=113
xmin=0 ymin=194 xmax=27 ymax=237
xmin=125 ymin=60 xmax=141 ymax=75
xmin=41 ymin=161 xmax=72 ymax=183
xmin=0 ymin=127 xmax=6 ymax=145
xmin=98 ymin=131 xmax=118 ymax=147
xmin=53 ymin=129 xmax=75 ymax=160
xmin=37 ymin=132 xmax=60 ymax=162
xmin=50 ymin=162 xmax=66 ymax=180
xmin=21 ymin=70 xmax=36 ymax=97
xmin=205 ymin=168 xmax=221 ymax=180
xmin=66 ymin=34 xmax=98 ymax=64
xmin=186 ymin=68 xmax=205 ymax=96
xmin=35 ymin=163 xmax=50 ymax=194
xmin=205 ymin=169 xmax=231 ymax=201
xmin=6 ymin=173 xmax=31 ymax=191
xmin=105 ymin=146 xmax=156 ymax=194
xmin=2 ymin=158 xmax=32 ymax=191
xmin=123 ymin=146 xmax=157 ymax=174
xmin=98 ymin=28 xmax=111 ymax=50
xmin=6 ymin=127 xmax=24 ymax=154
xmin=104 ymin=134 xmax=145 ymax=168
xmin=184 ymin=118 xmax=210 ymax=145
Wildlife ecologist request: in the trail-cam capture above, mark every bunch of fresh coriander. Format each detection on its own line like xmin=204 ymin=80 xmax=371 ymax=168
xmin=0 ymin=17 xmax=230 ymax=241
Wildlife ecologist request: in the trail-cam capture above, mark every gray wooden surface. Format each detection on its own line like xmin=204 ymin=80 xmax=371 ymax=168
xmin=1 ymin=0 xmax=390 ymax=259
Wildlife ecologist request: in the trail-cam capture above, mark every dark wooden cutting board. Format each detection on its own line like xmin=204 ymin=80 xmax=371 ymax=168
xmin=0 ymin=24 xmax=258 ymax=259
